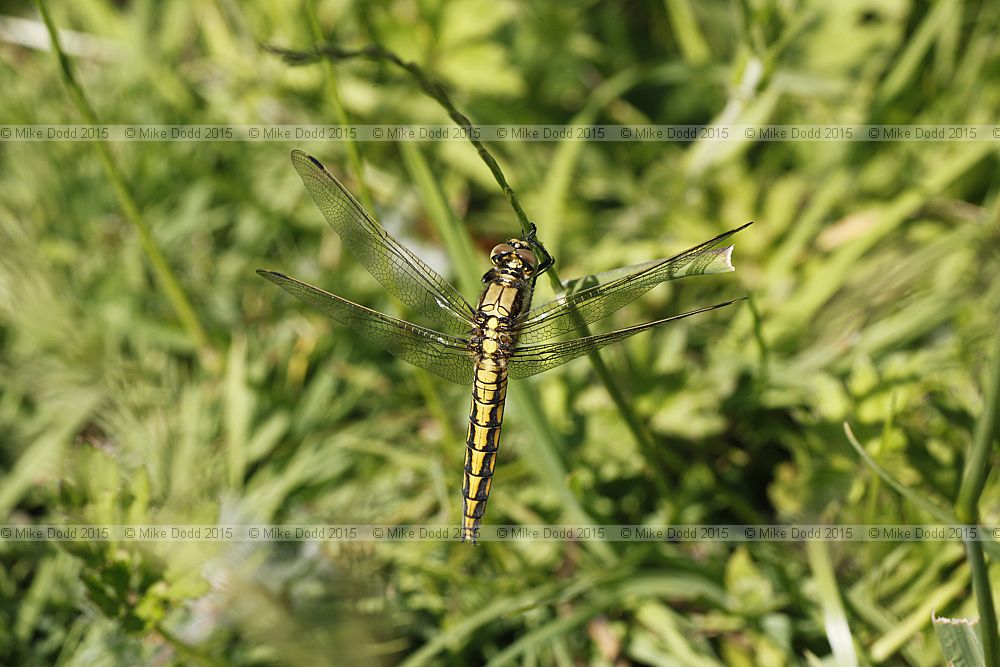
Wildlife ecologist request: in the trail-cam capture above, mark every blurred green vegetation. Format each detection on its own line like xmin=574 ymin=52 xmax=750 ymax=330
xmin=2 ymin=0 xmax=1000 ymax=665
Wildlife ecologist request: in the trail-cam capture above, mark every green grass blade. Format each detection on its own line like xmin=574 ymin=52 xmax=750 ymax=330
xmin=868 ymin=565 xmax=969 ymax=663
xmin=954 ymin=317 xmax=1000 ymax=666
xmin=662 ymin=0 xmax=710 ymax=64
xmin=304 ymin=0 xmax=374 ymax=212
xmin=957 ymin=319 xmax=1000 ymax=522
xmin=807 ymin=540 xmax=858 ymax=667
xmin=398 ymin=141 xmax=482 ymax=297
xmin=843 ymin=423 xmax=1000 ymax=561
xmin=34 ymin=0 xmax=214 ymax=367
xmin=934 ymin=613 xmax=986 ymax=667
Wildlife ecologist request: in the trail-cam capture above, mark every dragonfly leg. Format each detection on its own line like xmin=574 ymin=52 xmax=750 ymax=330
xmin=525 ymin=223 xmax=555 ymax=276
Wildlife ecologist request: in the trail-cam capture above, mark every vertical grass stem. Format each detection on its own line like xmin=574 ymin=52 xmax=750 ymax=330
xmin=35 ymin=1 xmax=214 ymax=367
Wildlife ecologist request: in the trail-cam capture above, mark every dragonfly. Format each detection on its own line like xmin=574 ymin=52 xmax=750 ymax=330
xmin=259 ymin=150 xmax=751 ymax=543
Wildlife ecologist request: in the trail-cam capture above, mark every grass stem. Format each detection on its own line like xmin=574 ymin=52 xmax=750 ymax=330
xmin=662 ymin=0 xmax=710 ymax=64
xmin=35 ymin=0 xmax=214 ymax=368
xmin=957 ymin=319 xmax=1000 ymax=523
xmin=956 ymin=318 xmax=1000 ymax=665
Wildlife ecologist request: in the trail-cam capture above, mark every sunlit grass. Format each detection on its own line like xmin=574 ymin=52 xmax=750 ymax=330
xmin=1 ymin=1 xmax=999 ymax=665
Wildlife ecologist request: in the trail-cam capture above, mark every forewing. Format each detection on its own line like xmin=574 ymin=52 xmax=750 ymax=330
xmin=258 ymin=270 xmax=475 ymax=385
xmin=291 ymin=150 xmax=474 ymax=334
xmin=516 ymin=222 xmax=751 ymax=344
xmin=507 ymin=298 xmax=745 ymax=379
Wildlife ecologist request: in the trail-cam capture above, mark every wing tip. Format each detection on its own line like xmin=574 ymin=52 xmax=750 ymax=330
xmin=719 ymin=221 xmax=753 ymax=271
xmin=701 ymin=295 xmax=748 ymax=314
xmin=289 ymin=148 xmax=308 ymax=165
xmin=719 ymin=245 xmax=735 ymax=272
xmin=290 ymin=148 xmax=325 ymax=170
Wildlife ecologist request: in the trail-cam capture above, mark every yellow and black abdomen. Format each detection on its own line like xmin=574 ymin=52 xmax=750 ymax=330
xmin=461 ymin=277 xmax=528 ymax=543
xmin=462 ymin=358 xmax=508 ymax=541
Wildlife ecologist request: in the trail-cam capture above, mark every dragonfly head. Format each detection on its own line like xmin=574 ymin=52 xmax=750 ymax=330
xmin=490 ymin=239 xmax=538 ymax=277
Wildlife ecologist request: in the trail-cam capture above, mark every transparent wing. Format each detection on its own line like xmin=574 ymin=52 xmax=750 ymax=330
xmin=516 ymin=222 xmax=752 ymax=344
xmin=507 ymin=298 xmax=745 ymax=379
xmin=291 ymin=150 xmax=475 ymax=334
xmin=258 ymin=270 xmax=475 ymax=385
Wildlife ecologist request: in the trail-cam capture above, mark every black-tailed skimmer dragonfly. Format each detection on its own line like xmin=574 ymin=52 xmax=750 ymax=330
xmin=259 ymin=150 xmax=750 ymax=543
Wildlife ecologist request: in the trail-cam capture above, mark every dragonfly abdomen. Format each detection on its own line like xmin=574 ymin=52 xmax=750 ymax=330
xmin=462 ymin=273 xmax=529 ymax=543
xmin=462 ymin=359 xmax=508 ymax=543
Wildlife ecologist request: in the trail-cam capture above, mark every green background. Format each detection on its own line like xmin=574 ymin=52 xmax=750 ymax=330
xmin=1 ymin=1 xmax=999 ymax=664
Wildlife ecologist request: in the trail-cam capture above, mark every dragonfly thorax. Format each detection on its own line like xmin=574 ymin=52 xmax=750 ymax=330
xmin=471 ymin=254 xmax=534 ymax=361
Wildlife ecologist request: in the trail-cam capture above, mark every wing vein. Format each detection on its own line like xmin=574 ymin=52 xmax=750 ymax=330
xmin=508 ymin=299 xmax=745 ymax=379
xmin=258 ymin=270 xmax=475 ymax=385
xmin=516 ymin=222 xmax=751 ymax=344
xmin=291 ymin=150 xmax=475 ymax=334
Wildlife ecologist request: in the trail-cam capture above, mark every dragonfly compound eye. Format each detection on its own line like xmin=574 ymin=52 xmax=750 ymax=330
xmin=490 ymin=243 xmax=515 ymax=264
xmin=516 ymin=249 xmax=537 ymax=270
